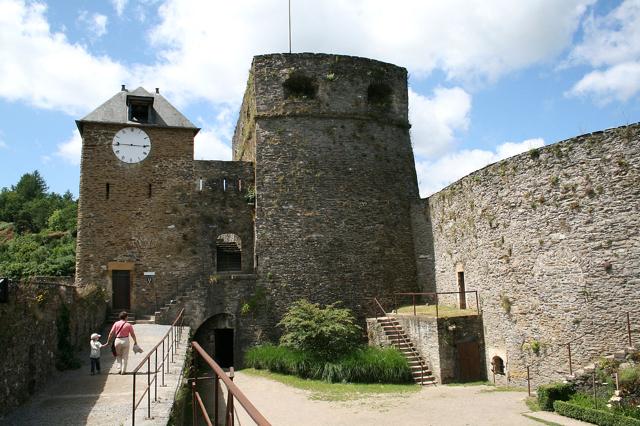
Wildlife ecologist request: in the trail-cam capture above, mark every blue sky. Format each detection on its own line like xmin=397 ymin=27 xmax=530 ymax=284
xmin=1 ymin=0 xmax=639 ymax=197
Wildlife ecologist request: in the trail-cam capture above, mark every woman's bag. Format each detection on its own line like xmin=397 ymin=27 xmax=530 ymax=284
xmin=111 ymin=321 xmax=126 ymax=357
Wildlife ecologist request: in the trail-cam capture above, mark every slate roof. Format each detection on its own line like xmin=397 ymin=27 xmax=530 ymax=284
xmin=76 ymin=87 xmax=198 ymax=134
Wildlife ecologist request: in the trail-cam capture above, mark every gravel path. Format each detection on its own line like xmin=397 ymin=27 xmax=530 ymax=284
xmin=232 ymin=372 xmax=588 ymax=426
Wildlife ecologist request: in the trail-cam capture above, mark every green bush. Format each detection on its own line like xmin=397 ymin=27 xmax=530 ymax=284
xmin=278 ymin=299 xmax=360 ymax=360
xmin=553 ymin=400 xmax=640 ymax=426
xmin=537 ymin=382 xmax=575 ymax=411
xmin=619 ymin=365 xmax=640 ymax=394
xmin=245 ymin=344 xmax=412 ymax=384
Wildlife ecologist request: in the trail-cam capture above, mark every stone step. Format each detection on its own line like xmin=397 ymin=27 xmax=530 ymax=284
xmin=415 ymin=377 xmax=437 ymax=386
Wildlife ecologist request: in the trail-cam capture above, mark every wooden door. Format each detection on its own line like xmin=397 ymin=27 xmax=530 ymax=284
xmin=112 ymin=270 xmax=130 ymax=309
xmin=457 ymin=340 xmax=482 ymax=382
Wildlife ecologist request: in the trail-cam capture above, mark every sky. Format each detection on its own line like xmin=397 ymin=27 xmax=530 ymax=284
xmin=0 ymin=0 xmax=639 ymax=198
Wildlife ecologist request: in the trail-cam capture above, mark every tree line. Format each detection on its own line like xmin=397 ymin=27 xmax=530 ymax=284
xmin=0 ymin=171 xmax=77 ymax=277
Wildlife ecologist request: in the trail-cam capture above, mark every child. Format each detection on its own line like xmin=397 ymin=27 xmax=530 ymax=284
xmin=90 ymin=333 xmax=106 ymax=375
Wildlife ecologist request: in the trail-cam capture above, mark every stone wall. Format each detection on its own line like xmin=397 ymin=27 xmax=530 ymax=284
xmin=420 ymin=123 xmax=640 ymax=386
xmin=76 ymin=121 xmax=255 ymax=314
xmin=233 ymin=53 xmax=420 ymax=325
xmin=0 ymin=278 xmax=107 ymax=416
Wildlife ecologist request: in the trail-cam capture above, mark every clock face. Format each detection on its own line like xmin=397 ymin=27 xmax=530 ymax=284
xmin=112 ymin=127 xmax=151 ymax=163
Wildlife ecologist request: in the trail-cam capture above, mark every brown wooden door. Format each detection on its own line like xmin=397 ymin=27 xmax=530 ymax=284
xmin=457 ymin=340 xmax=482 ymax=382
xmin=112 ymin=270 xmax=130 ymax=309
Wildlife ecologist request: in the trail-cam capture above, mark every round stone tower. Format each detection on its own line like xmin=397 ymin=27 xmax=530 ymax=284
xmin=232 ymin=53 xmax=420 ymax=320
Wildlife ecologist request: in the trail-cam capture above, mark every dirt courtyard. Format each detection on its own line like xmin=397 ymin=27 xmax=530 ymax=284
xmin=231 ymin=372 xmax=571 ymax=426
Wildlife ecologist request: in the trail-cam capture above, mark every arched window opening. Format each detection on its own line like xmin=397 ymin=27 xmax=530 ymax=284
xmin=283 ymin=73 xmax=317 ymax=99
xmin=216 ymin=233 xmax=242 ymax=272
xmin=367 ymin=82 xmax=392 ymax=106
xmin=491 ymin=356 xmax=505 ymax=375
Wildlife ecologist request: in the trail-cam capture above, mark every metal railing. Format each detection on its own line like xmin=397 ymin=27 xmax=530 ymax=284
xmin=131 ymin=308 xmax=185 ymax=425
xmin=392 ymin=291 xmax=480 ymax=318
xmin=371 ymin=297 xmax=428 ymax=384
xmin=191 ymin=341 xmax=271 ymax=426
xmin=524 ymin=312 xmax=636 ymax=396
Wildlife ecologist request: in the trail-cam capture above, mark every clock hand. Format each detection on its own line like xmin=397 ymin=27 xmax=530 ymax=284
xmin=113 ymin=142 xmax=150 ymax=147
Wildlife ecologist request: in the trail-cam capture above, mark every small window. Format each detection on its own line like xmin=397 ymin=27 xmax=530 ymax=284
xmin=216 ymin=233 xmax=242 ymax=272
xmin=148 ymin=183 xmax=152 ymax=198
xmin=130 ymin=103 xmax=150 ymax=123
xmin=283 ymin=73 xmax=317 ymax=99
xmin=367 ymin=82 xmax=392 ymax=106
xmin=106 ymin=183 xmax=110 ymax=200
xmin=491 ymin=356 xmax=505 ymax=375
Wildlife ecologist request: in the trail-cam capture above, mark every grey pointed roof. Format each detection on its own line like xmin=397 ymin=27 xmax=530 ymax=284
xmin=76 ymin=87 xmax=198 ymax=134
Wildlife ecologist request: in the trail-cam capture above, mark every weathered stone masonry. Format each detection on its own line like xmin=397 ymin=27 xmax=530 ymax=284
xmin=417 ymin=125 xmax=640 ymax=386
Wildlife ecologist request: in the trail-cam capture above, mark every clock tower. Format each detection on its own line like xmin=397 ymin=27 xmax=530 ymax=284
xmin=75 ymin=86 xmax=200 ymax=313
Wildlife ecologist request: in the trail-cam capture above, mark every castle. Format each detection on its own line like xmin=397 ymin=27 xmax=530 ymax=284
xmin=75 ymin=53 xmax=640 ymax=385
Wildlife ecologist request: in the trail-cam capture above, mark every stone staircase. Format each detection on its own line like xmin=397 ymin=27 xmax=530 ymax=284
xmin=566 ymin=345 xmax=639 ymax=380
xmin=377 ymin=316 xmax=436 ymax=385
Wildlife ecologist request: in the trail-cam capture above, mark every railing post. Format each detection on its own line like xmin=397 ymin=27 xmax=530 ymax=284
xmin=192 ymin=381 xmax=197 ymax=426
xmin=132 ymin=373 xmax=136 ymax=426
xmin=147 ymin=357 xmax=151 ymax=419
xmin=526 ymin=366 xmax=531 ymax=397
xmin=412 ymin=294 xmax=416 ymax=316
xmin=155 ymin=349 xmax=158 ymax=401
xmin=475 ymin=291 xmax=479 ymax=314
xmin=214 ymin=375 xmax=219 ymax=422
xmin=568 ymin=343 xmax=573 ymax=375
xmin=435 ymin=293 xmax=439 ymax=318
xmin=162 ymin=339 xmax=166 ymax=387
xmin=627 ymin=312 xmax=632 ymax=347
xmin=229 ymin=367 xmax=235 ymax=426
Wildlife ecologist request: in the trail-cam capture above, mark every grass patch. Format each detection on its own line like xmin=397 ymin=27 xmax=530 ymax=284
xmin=445 ymin=380 xmax=492 ymax=387
xmin=479 ymin=385 xmax=528 ymax=393
xmin=245 ymin=344 xmax=412 ymax=384
xmin=526 ymin=396 xmax=541 ymax=411
xmin=395 ymin=304 xmax=478 ymax=317
xmin=242 ymin=368 xmax=420 ymax=401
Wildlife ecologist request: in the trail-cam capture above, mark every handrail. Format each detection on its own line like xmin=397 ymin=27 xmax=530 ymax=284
xmin=131 ymin=308 xmax=185 ymax=425
xmin=393 ymin=291 xmax=480 ymax=317
xmin=372 ymin=297 xmax=427 ymax=384
xmin=191 ymin=341 xmax=271 ymax=426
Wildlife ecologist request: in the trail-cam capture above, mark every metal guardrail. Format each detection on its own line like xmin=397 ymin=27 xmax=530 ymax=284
xmin=131 ymin=308 xmax=185 ymax=425
xmin=392 ymin=291 xmax=480 ymax=318
xmin=191 ymin=341 xmax=271 ymax=426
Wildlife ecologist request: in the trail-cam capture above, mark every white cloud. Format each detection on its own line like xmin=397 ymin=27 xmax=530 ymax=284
xmin=193 ymin=106 xmax=235 ymax=161
xmin=409 ymin=87 xmax=471 ymax=158
xmin=416 ymin=138 xmax=545 ymax=197
xmin=111 ymin=0 xmax=128 ymax=17
xmin=55 ymin=130 xmax=82 ymax=165
xmin=78 ymin=11 xmax=108 ymax=38
xmin=0 ymin=140 xmax=7 ymax=149
xmin=141 ymin=0 xmax=593 ymax=106
xmin=0 ymin=0 xmax=129 ymax=115
xmin=567 ymin=0 xmax=640 ymax=102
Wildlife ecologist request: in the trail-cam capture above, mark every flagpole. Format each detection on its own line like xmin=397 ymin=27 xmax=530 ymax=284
xmin=288 ymin=0 xmax=292 ymax=53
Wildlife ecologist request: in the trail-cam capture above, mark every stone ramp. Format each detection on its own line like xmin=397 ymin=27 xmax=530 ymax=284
xmin=2 ymin=324 xmax=190 ymax=426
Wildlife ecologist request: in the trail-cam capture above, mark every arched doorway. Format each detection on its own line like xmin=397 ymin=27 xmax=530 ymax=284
xmin=193 ymin=313 xmax=235 ymax=368
xmin=216 ymin=233 xmax=242 ymax=272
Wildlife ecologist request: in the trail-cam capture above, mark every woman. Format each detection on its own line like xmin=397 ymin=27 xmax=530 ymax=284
xmin=107 ymin=311 xmax=139 ymax=374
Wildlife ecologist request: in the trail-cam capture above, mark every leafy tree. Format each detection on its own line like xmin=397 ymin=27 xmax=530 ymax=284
xmin=278 ymin=299 xmax=361 ymax=360
xmin=14 ymin=170 xmax=47 ymax=201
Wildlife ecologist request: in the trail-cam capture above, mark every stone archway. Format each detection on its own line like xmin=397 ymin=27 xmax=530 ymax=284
xmin=193 ymin=313 xmax=236 ymax=368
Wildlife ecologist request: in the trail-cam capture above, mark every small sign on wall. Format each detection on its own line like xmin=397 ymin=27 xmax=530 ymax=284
xmin=0 ymin=278 xmax=8 ymax=303
xmin=143 ymin=271 xmax=155 ymax=285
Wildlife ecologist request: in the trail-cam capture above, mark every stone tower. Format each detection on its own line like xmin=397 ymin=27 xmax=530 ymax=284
xmin=75 ymin=87 xmax=201 ymax=313
xmin=233 ymin=53 xmax=420 ymax=320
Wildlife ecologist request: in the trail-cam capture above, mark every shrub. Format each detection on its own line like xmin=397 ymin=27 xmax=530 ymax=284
xmin=537 ymin=382 xmax=575 ymax=411
xmin=619 ymin=365 xmax=640 ymax=395
xmin=244 ymin=344 xmax=412 ymax=384
xmin=278 ymin=299 xmax=360 ymax=360
xmin=553 ymin=400 xmax=640 ymax=426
